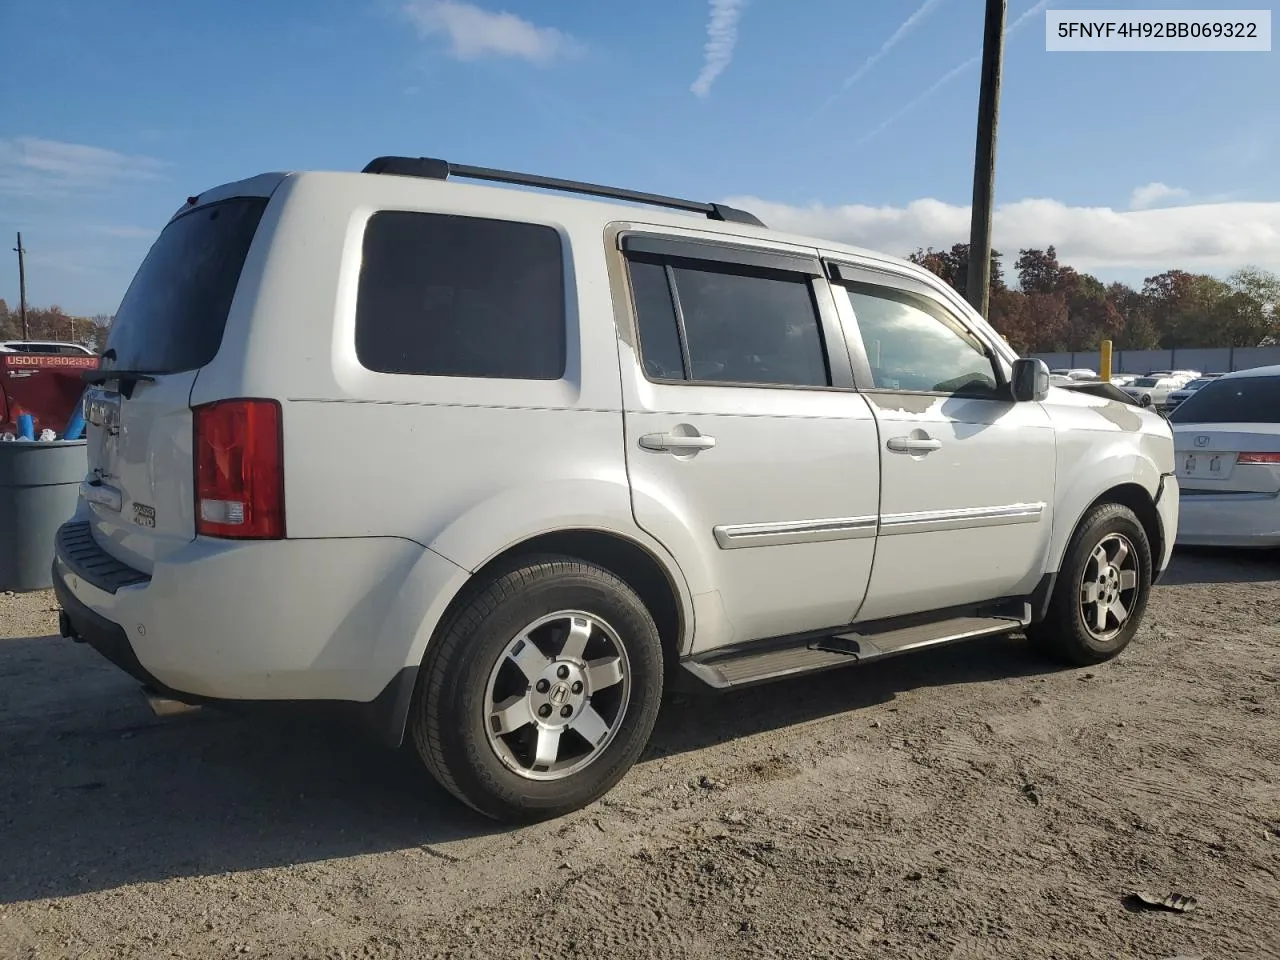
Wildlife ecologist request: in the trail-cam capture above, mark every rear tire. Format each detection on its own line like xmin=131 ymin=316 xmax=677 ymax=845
xmin=409 ymin=556 xmax=664 ymax=823
xmin=1028 ymin=502 xmax=1152 ymax=666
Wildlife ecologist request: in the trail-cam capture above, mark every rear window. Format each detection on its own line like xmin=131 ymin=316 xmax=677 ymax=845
xmin=104 ymin=197 xmax=267 ymax=374
xmin=1170 ymin=375 xmax=1280 ymax=424
xmin=355 ymin=211 xmax=565 ymax=380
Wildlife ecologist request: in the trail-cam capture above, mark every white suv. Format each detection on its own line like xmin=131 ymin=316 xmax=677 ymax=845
xmin=54 ymin=157 xmax=1179 ymax=822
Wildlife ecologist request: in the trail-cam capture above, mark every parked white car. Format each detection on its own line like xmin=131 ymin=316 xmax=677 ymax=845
xmin=54 ymin=157 xmax=1179 ymax=822
xmin=1122 ymin=376 xmax=1184 ymax=408
xmin=1170 ymin=365 xmax=1280 ymax=547
xmin=0 ymin=340 xmax=95 ymax=356
xmin=1050 ymin=368 xmax=1098 ymax=381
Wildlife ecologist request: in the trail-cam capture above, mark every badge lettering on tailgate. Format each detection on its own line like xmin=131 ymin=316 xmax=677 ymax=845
xmin=133 ymin=503 xmax=156 ymax=528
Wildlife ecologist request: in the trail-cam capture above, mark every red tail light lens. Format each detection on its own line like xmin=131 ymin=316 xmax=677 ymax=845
xmin=194 ymin=399 xmax=284 ymax=539
xmin=1238 ymin=452 xmax=1280 ymax=465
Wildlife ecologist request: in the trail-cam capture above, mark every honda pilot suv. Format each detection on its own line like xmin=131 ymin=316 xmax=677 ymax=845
xmin=55 ymin=157 xmax=1179 ymax=822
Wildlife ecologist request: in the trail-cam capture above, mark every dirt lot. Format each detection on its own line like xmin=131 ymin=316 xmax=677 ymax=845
xmin=1 ymin=551 xmax=1278 ymax=960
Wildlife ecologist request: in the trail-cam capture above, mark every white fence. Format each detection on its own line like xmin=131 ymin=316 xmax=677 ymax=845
xmin=1031 ymin=345 xmax=1280 ymax=375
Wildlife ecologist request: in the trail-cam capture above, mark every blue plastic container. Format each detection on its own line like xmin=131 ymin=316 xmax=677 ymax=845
xmin=62 ymin=397 xmax=86 ymax=441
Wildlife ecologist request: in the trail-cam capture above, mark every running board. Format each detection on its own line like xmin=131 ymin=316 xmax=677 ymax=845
xmin=683 ymin=607 xmax=1029 ymax=690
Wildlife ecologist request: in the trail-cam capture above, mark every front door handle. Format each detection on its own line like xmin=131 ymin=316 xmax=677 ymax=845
xmin=886 ymin=436 xmax=942 ymax=454
xmin=639 ymin=432 xmax=717 ymax=453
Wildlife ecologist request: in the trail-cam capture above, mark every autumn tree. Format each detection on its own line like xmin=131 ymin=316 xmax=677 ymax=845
xmin=908 ymin=243 xmax=1005 ymax=300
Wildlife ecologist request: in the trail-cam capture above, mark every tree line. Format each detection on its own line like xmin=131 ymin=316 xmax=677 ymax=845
xmin=0 ymin=301 xmax=112 ymax=349
xmin=907 ymin=245 xmax=1280 ymax=354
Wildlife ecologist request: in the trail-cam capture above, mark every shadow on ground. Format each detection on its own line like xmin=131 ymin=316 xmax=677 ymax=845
xmin=1159 ymin=546 xmax=1280 ymax=586
xmin=0 ymin=621 xmax=1064 ymax=904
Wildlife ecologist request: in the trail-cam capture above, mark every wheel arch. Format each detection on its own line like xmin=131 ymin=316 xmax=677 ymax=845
xmin=1034 ymin=481 xmax=1162 ymax=621
xmin=465 ymin=528 xmax=690 ymax=666
xmin=373 ymin=525 xmax=693 ymax=751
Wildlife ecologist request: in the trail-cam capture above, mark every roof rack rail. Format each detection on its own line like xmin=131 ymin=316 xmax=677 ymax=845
xmin=361 ymin=156 xmax=766 ymax=228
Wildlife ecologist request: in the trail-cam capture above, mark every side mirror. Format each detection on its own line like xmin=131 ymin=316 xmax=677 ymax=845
xmin=1011 ymin=358 xmax=1050 ymax=402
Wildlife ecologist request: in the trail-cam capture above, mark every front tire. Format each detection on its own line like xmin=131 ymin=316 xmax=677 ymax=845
xmin=410 ymin=556 xmax=664 ymax=823
xmin=1028 ymin=502 xmax=1152 ymax=666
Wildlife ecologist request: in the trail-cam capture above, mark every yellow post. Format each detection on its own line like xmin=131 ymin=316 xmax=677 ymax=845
xmin=1099 ymin=339 xmax=1113 ymax=382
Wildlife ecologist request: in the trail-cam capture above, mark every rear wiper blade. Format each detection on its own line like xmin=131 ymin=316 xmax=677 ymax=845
xmin=81 ymin=368 xmax=158 ymax=399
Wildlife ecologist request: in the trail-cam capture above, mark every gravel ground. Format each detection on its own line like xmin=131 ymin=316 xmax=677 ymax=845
xmin=1 ymin=549 xmax=1278 ymax=960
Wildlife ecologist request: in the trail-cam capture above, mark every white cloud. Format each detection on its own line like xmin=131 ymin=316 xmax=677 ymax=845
xmin=0 ymin=136 xmax=166 ymax=196
xmin=721 ymin=194 xmax=1280 ymax=274
xmin=402 ymin=0 xmax=578 ymax=64
xmin=1129 ymin=182 xmax=1191 ymax=210
xmin=843 ymin=0 xmax=948 ymax=89
xmin=691 ymin=0 xmax=748 ymax=99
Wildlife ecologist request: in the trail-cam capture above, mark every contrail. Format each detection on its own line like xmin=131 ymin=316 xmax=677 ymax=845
xmin=852 ymin=0 xmax=1051 ymax=149
xmin=843 ymin=0 xmax=950 ymax=89
xmin=691 ymin=0 xmax=749 ymax=99
xmin=810 ymin=0 xmax=949 ymax=121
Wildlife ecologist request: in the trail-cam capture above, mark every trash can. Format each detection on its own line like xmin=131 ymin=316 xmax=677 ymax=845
xmin=0 ymin=440 xmax=87 ymax=592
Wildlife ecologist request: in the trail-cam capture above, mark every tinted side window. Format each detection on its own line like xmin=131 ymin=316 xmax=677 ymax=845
xmin=356 ymin=211 xmax=565 ymax=380
xmin=625 ymin=256 xmax=829 ymax=388
xmin=842 ymin=283 xmax=999 ymax=397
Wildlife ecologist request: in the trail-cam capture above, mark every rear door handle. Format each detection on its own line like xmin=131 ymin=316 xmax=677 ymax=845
xmin=639 ymin=432 xmax=717 ymax=453
xmin=886 ymin=437 xmax=942 ymax=454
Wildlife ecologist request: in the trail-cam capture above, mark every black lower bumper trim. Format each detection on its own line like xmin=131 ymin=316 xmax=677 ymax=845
xmin=52 ymin=563 xmax=177 ymax=695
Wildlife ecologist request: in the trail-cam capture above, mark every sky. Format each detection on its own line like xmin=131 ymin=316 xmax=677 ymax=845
xmin=1 ymin=0 xmax=1277 ymax=316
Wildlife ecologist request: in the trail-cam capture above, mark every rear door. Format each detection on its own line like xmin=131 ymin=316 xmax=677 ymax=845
xmin=616 ymin=233 xmax=880 ymax=649
xmin=83 ymin=192 xmax=272 ymax=573
xmin=1171 ymin=374 xmax=1280 ymax=495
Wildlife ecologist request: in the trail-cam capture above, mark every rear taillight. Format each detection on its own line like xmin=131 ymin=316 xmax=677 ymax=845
xmin=1238 ymin=452 xmax=1280 ymax=465
xmin=193 ymin=399 xmax=284 ymax=539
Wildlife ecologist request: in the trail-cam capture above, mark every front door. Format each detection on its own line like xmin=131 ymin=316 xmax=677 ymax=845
xmin=827 ymin=261 xmax=1057 ymax=622
xmin=615 ymin=233 xmax=880 ymax=651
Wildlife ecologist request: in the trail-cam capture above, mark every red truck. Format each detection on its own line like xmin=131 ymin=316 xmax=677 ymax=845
xmin=0 ymin=342 xmax=99 ymax=436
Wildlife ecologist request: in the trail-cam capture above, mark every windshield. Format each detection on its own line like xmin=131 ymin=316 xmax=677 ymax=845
xmin=1170 ymin=375 xmax=1280 ymax=424
xmin=1185 ymin=378 xmax=1214 ymax=390
xmin=104 ymin=197 xmax=268 ymax=374
xmin=1132 ymin=377 xmax=1159 ymax=387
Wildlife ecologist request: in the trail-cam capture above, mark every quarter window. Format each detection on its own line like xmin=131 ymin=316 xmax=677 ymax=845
xmin=355 ymin=211 xmax=566 ymax=380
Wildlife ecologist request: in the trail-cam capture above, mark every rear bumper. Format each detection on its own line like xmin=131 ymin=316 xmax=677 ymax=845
xmin=52 ymin=517 xmax=469 ymax=741
xmin=1175 ymin=491 xmax=1280 ymax=548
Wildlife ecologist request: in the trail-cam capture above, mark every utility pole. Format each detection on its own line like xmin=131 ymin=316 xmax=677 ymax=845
xmin=14 ymin=232 xmax=29 ymax=339
xmin=965 ymin=0 xmax=1006 ymax=319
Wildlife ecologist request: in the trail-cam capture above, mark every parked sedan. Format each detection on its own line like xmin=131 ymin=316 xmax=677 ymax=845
xmin=1170 ymin=365 xmax=1280 ymax=547
xmin=1165 ymin=375 xmax=1221 ymax=414
xmin=1121 ymin=375 xmax=1183 ymax=408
